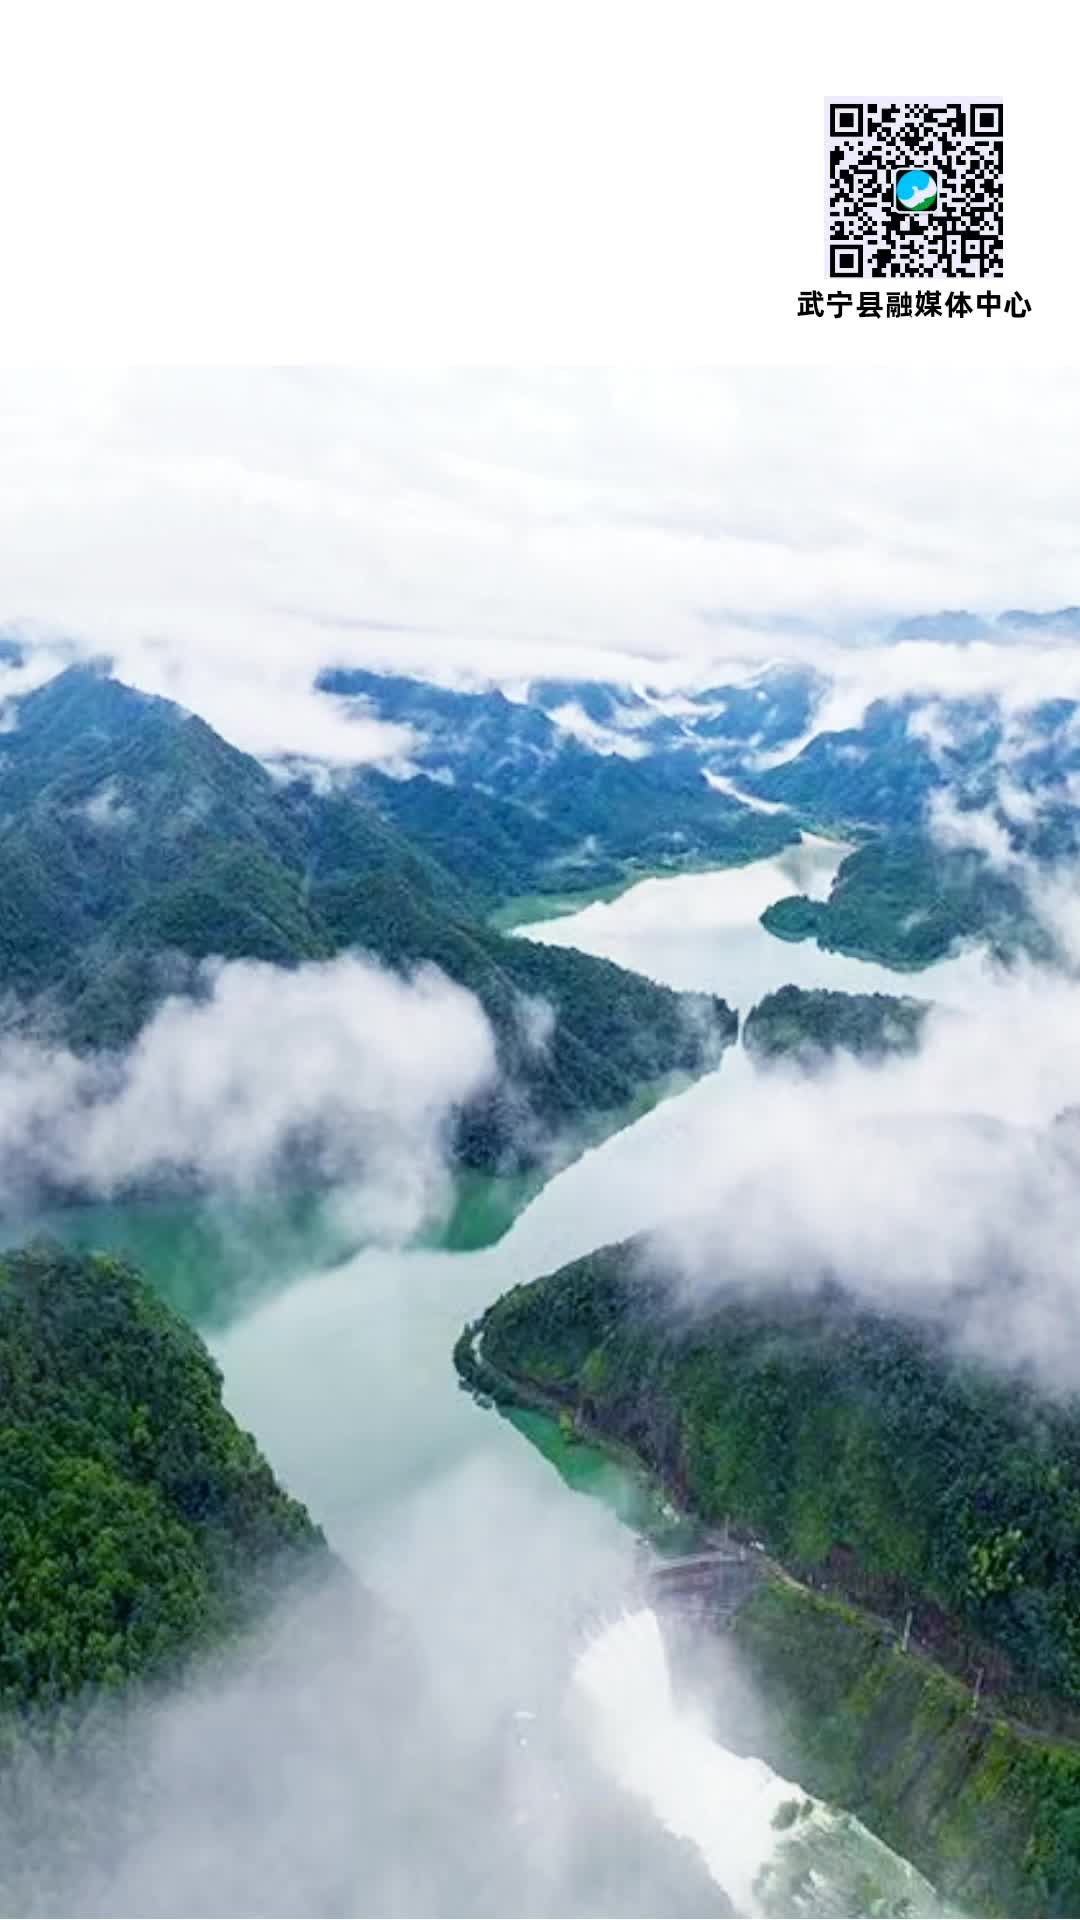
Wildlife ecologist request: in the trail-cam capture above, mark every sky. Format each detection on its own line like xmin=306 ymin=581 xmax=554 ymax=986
xmin=5 ymin=368 xmax=1080 ymax=761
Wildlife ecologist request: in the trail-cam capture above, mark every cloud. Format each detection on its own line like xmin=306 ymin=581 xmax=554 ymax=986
xmin=83 ymin=777 xmax=135 ymax=828
xmin=7 ymin=370 xmax=1080 ymax=756
xmin=0 ymin=1354 xmax=724 ymax=1917
xmin=640 ymin=959 xmax=1080 ymax=1394
xmin=0 ymin=953 xmax=497 ymax=1239
xmin=545 ymin=701 xmax=650 ymax=758
xmin=927 ymin=788 xmax=1016 ymax=867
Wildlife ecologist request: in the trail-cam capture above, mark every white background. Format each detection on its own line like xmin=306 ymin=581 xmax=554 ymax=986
xmin=0 ymin=0 xmax=1060 ymax=367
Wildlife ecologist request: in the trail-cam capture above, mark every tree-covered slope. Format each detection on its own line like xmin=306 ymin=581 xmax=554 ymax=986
xmin=0 ymin=666 xmax=736 ymax=1171
xmin=359 ymin=752 xmax=796 ymax=909
xmin=471 ymin=1245 xmax=1080 ymax=1712
xmin=729 ymin=1579 xmax=1080 ymax=1919
xmin=0 ymin=1241 xmax=328 ymax=1717
xmin=761 ymin=832 xmax=1048 ymax=970
xmin=464 ymin=1245 xmax=1080 ymax=1911
xmin=743 ymin=696 xmax=986 ymax=830
xmin=741 ymin=684 xmax=1080 ymax=869
xmin=319 ymin=664 xmax=800 ymax=903
xmin=742 ymin=985 xmax=928 ymax=1066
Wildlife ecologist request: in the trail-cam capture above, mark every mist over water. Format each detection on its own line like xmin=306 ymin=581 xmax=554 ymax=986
xmin=8 ymin=849 xmax=978 ymax=1915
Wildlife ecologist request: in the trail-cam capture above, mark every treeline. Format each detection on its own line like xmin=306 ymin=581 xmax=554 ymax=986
xmin=0 ymin=1241 xmax=329 ymax=1722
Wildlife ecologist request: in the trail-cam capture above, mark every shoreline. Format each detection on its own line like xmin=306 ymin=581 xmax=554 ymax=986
xmin=487 ymin=840 xmax=812 ymax=934
xmin=456 ymin=1329 xmax=1080 ymax=1917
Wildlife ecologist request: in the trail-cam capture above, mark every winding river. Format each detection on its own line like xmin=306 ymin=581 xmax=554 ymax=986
xmin=21 ymin=838 xmax=986 ymax=1915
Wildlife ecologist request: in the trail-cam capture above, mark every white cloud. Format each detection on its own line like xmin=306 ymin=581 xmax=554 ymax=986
xmin=927 ymin=789 xmax=1015 ymax=868
xmin=3 ymin=370 xmax=1080 ymax=756
xmin=630 ymin=955 xmax=1080 ymax=1395
xmin=0 ymin=953 xmax=497 ymax=1240
xmin=545 ymin=701 xmax=649 ymax=758
xmin=906 ymin=701 xmax=961 ymax=762
xmin=83 ymin=777 xmax=134 ymax=829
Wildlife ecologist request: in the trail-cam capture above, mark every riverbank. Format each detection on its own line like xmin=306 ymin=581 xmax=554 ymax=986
xmin=487 ymin=841 xmax=810 ymax=933
xmin=456 ymin=1326 xmax=1080 ymax=1917
xmin=6 ymin=1049 xmax=734 ymax=1340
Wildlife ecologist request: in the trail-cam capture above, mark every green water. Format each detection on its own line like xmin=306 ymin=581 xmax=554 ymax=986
xmin=6 ymin=1165 xmax=544 ymax=1330
xmin=10 ymin=1189 xmax=355 ymax=1328
xmin=0 ymin=849 xmax=967 ymax=1914
xmin=506 ymin=1407 xmax=704 ymax=1555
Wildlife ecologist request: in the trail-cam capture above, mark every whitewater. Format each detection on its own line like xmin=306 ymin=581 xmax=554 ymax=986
xmin=574 ymin=1608 xmax=949 ymax=1917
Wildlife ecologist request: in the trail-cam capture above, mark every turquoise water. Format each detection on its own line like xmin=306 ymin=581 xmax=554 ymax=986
xmin=8 ymin=848 xmax=963 ymax=1914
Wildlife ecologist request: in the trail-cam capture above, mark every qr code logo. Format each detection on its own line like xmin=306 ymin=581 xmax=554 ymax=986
xmin=827 ymin=99 xmax=1003 ymax=278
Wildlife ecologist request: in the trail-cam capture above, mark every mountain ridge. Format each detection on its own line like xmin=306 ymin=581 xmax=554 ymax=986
xmin=0 ymin=664 xmax=736 ymax=1185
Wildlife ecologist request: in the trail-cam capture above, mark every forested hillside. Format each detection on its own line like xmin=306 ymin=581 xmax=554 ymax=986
xmin=742 ymin=688 xmax=1080 ymax=843
xmin=472 ymin=1244 xmax=1080 ymax=1713
xmin=464 ymin=1244 xmax=1080 ymax=1909
xmin=743 ymin=985 xmax=928 ymax=1065
xmin=0 ymin=666 xmax=736 ymax=1172
xmin=318 ymin=663 xmax=801 ymax=903
xmin=315 ymin=663 xmax=1074 ymax=972
xmin=0 ymin=1241 xmax=329 ymax=1717
xmin=761 ymin=832 xmax=1049 ymax=969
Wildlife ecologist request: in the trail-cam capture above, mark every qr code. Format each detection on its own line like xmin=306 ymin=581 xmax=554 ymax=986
xmin=827 ymin=99 xmax=1003 ymax=278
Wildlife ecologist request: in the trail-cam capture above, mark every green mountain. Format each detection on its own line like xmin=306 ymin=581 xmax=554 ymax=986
xmin=0 ymin=665 xmax=735 ymax=1176
xmin=761 ymin=832 xmax=1050 ymax=970
xmin=317 ymin=664 xmax=801 ymax=906
xmin=742 ymin=985 xmax=928 ymax=1065
xmin=743 ymin=695 xmax=995 ymax=831
xmin=461 ymin=1241 xmax=1080 ymax=1915
xmin=744 ymin=687 xmax=1080 ymax=860
xmin=0 ymin=1240 xmax=329 ymax=1721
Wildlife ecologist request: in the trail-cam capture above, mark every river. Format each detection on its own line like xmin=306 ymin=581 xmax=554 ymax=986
xmin=18 ymin=839 xmax=979 ymax=1915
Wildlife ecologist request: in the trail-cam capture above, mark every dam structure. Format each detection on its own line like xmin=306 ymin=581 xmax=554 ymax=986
xmin=635 ymin=1539 xmax=764 ymax=1628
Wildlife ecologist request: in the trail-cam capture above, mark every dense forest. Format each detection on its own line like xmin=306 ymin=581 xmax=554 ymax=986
xmin=742 ymin=985 xmax=928 ymax=1065
xmin=0 ymin=666 xmax=737 ymax=1176
xmin=761 ymin=832 xmax=1048 ymax=970
xmin=464 ymin=1255 xmax=1080 ymax=1903
xmin=357 ymin=750 xmax=795 ymax=910
xmin=470 ymin=1242 xmax=1080 ymax=1713
xmin=0 ymin=1241 xmax=329 ymax=1721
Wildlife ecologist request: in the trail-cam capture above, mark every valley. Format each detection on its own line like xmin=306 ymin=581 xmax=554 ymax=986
xmin=1 ymin=635 xmax=1079 ymax=1915
xmin=6 ymin=830 xmax=999 ymax=1916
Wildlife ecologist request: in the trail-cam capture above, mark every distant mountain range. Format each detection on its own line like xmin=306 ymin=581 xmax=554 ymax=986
xmin=315 ymin=662 xmax=813 ymax=903
xmin=313 ymin=640 xmax=1080 ymax=866
xmin=887 ymin=607 xmax=1080 ymax=642
xmin=311 ymin=646 xmax=1080 ymax=971
xmin=3 ymin=619 xmax=1079 ymax=1100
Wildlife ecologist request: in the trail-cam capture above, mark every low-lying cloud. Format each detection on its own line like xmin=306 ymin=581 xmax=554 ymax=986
xmin=0 ymin=1433 xmax=723 ymax=1917
xmin=648 ymin=959 xmax=1080 ymax=1392
xmin=0 ymin=952 xmax=498 ymax=1239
